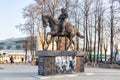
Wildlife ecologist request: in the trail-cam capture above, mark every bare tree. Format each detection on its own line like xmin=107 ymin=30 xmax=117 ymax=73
xmin=16 ymin=4 xmax=37 ymax=63
xmin=109 ymin=0 xmax=120 ymax=64
xmin=83 ymin=0 xmax=93 ymax=63
xmin=93 ymin=1 xmax=98 ymax=63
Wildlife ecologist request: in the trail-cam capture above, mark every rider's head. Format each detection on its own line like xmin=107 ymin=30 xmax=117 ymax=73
xmin=61 ymin=8 xmax=66 ymax=13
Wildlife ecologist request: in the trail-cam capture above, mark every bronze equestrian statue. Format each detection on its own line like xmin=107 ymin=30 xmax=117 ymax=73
xmin=42 ymin=14 xmax=84 ymax=50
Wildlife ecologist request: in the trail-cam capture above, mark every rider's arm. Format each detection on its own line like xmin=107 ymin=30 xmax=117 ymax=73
xmin=58 ymin=13 xmax=68 ymax=20
xmin=58 ymin=15 xmax=62 ymax=20
xmin=61 ymin=13 xmax=68 ymax=19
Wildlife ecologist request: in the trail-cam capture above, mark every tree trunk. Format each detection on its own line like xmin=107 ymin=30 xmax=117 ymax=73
xmin=110 ymin=2 xmax=114 ymax=64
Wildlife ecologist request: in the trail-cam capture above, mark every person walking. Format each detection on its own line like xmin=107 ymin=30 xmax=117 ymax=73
xmin=10 ymin=56 xmax=14 ymax=64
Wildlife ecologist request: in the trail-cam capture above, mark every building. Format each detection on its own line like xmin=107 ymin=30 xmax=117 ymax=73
xmin=0 ymin=35 xmax=57 ymax=64
xmin=0 ymin=37 xmax=26 ymax=50
xmin=0 ymin=37 xmax=31 ymax=63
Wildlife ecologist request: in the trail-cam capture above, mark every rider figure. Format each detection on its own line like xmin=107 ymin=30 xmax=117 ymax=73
xmin=58 ymin=8 xmax=68 ymax=35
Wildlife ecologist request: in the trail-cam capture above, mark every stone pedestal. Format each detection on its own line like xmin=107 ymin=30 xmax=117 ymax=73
xmin=75 ymin=55 xmax=84 ymax=72
xmin=37 ymin=50 xmax=84 ymax=76
xmin=38 ymin=56 xmax=56 ymax=75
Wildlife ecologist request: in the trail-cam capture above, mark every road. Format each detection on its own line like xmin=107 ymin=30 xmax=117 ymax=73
xmin=0 ymin=64 xmax=120 ymax=80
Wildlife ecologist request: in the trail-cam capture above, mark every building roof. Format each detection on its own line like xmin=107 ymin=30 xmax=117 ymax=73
xmin=0 ymin=37 xmax=27 ymax=43
xmin=0 ymin=50 xmax=25 ymax=53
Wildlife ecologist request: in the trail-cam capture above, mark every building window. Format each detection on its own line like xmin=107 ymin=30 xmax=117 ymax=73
xmin=15 ymin=41 xmax=22 ymax=44
xmin=0 ymin=46 xmax=3 ymax=50
xmin=16 ymin=45 xmax=22 ymax=50
xmin=7 ymin=46 xmax=11 ymax=50
xmin=0 ymin=43 xmax=4 ymax=45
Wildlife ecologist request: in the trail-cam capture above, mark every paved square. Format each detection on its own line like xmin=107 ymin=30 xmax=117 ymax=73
xmin=0 ymin=64 xmax=120 ymax=80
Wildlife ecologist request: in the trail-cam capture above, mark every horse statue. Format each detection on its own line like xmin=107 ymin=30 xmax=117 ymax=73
xmin=42 ymin=15 xmax=84 ymax=50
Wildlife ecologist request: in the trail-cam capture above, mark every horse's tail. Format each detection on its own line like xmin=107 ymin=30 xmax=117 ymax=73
xmin=76 ymin=31 xmax=84 ymax=38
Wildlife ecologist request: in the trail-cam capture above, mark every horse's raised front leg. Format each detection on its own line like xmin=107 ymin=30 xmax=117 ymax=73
xmin=46 ymin=31 xmax=56 ymax=44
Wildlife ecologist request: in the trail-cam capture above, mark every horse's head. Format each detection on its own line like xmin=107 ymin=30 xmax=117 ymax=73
xmin=42 ymin=15 xmax=49 ymax=28
xmin=42 ymin=15 xmax=58 ymax=28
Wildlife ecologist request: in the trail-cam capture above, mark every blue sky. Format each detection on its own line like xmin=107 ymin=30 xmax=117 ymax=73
xmin=0 ymin=0 xmax=34 ymax=40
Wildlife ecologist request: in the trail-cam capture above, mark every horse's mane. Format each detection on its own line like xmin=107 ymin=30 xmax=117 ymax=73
xmin=46 ymin=15 xmax=58 ymax=25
